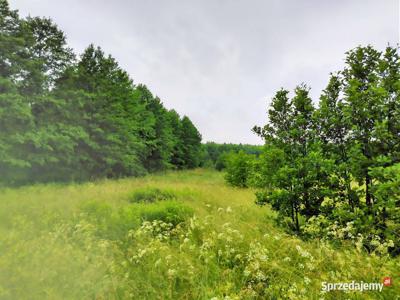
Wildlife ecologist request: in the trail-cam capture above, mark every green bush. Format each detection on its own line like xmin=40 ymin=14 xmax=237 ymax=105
xmin=129 ymin=187 xmax=177 ymax=203
xmin=79 ymin=198 xmax=193 ymax=241
xmin=80 ymin=201 xmax=137 ymax=239
xmin=224 ymin=151 xmax=253 ymax=188
xmin=134 ymin=200 xmax=193 ymax=226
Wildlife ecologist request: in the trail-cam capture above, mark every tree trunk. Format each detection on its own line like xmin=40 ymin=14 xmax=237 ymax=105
xmin=365 ymin=171 xmax=372 ymax=209
xmin=294 ymin=205 xmax=300 ymax=232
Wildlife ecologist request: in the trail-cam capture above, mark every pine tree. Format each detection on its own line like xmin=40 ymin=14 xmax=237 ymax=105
xmin=180 ymin=116 xmax=202 ymax=168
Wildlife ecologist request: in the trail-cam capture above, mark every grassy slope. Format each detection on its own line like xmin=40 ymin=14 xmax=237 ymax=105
xmin=0 ymin=169 xmax=398 ymax=299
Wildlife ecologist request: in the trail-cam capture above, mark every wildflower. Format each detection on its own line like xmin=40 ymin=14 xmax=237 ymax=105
xmin=295 ymin=245 xmax=313 ymax=259
xmin=167 ymin=268 xmax=176 ymax=279
xmin=306 ymin=262 xmax=315 ymax=270
xmin=138 ymin=249 xmax=146 ymax=258
xmin=255 ymin=271 xmax=266 ymax=281
xmin=259 ymin=254 xmax=268 ymax=261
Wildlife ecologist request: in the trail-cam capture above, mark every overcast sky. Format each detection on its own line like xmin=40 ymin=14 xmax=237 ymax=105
xmin=9 ymin=0 xmax=400 ymax=144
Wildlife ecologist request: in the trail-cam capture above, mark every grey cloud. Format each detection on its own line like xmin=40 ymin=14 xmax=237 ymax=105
xmin=10 ymin=0 xmax=399 ymax=144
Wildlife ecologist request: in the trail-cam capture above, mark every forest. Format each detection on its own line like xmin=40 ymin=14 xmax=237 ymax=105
xmin=0 ymin=0 xmax=203 ymax=185
xmin=1 ymin=0 xmax=399 ymax=299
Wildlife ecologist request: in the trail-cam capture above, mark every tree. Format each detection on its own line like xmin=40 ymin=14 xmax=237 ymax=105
xmin=316 ymin=74 xmax=358 ymax=211
xmin=69 ymin=45 xmax=146 ymax=178
xmin=224 ymin=151 xmax=253 ymax=188
xmin=167 ymin=109 xmax=185 ymax=169
xmin=250 ymin=45 xmax=400 ymax=253
xmin=180 ymin=116 xmax=202 ymax=168
xmin=0 ymin=0 xmax=204 ymax=185
xmin=342 ymin=46 xmax=383 ymax=210
xmin=253 ymin=86 xmax=332 ymax=231
xmin=135 ymin=85 xmax=174 ymax=171
xmin=0 ymin=77 xmax=34 ymax=184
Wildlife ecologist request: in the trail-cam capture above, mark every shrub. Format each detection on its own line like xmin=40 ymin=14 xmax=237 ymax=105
xmin=134 ymin=200 xmax=193 ymax=226
xmin=224 ymin=151 xmax=253 ymax=188
xmin=129 ymin=188 xmax=177 ymax=203
xmin=79 ymin=198 xmax=192 ymax=240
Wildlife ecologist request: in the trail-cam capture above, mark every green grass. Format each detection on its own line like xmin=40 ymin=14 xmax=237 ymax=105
xmin=0 ymin=169 xmax=398 ymax=299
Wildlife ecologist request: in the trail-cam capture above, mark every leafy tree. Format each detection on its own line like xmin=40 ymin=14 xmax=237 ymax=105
xmin=167 ymin=109 xmax=185 ymax=168
xmin=180 ymin=116 xmax=202 ymax=168
xmin=135 ymin=85 xmax=174 ymax=171
xmin=1 ymin=0 xmax=204 ymax=185
xmin=0 ymin=77 xmax=34 ymax=184
xmin=67 ymin=45 xmax=146 ymax=178
xmin=225 ymin=151 xmax=253 ymax=188
xmin=342 ymin=46 xmax=385 ymax=209
xmin=316 ymin=74 xmax=358 ymax=210
xmin=253 ymin=86 xmax=333 ymax=231
xmin=249 ymin=45 xmax=400 ymax=252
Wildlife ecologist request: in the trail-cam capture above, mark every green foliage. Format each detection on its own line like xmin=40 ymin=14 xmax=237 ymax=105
xmin=202 ymin=142 xmax=262 ymax=170
xmin=179 ymin=116 xmax=202 ymax=168
xmin=248 ymin=45 xmax=400 ymax=253
xmin=215 ymin=151 xmax=229 ymax=171
xmin=0 ymin=1 xmax=203 ymax=185
xmin=134 ymin=200 xmax=193 ymax=226
xmin=251 ymin=85 xmax=333 ymax=231
xmin=224 ymin=151 xmax=254 ymax=188
xmin=129 ymin=187 xmax=177 ymax=203
xmin=80 ymin=198 xmax=192 ymax=240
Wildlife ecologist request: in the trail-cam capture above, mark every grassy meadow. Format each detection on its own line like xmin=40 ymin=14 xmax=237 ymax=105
xmin=0 ymin=169 xmax=398 ymax=299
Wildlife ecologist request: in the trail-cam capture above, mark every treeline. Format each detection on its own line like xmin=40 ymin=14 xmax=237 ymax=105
xmin=0 ymin=0 xmax=202 ymax=185
xmin=226 ymin=46 xmax=400 ymax=255
xmin=201 ymin=142 xmax=262 ymax=170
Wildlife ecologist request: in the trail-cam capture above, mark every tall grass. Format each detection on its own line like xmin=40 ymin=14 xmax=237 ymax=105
xmin=0 ymin=169 xmax=398 ymax=299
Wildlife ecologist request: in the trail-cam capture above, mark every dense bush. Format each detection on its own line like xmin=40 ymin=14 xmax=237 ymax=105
xmin=224 ymin=151 xmax=254 ymax=188
xmin=129 ymin=187 xmax=177 ymax=203
xmin=80 ymin=198 xmax=193 ymax=240
xmin=135 ymin=200 xmax=194 ymax=226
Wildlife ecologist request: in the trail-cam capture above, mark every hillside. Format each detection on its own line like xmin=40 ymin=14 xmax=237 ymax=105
xmin=0 ymin=169 xmax=398 ymax=299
